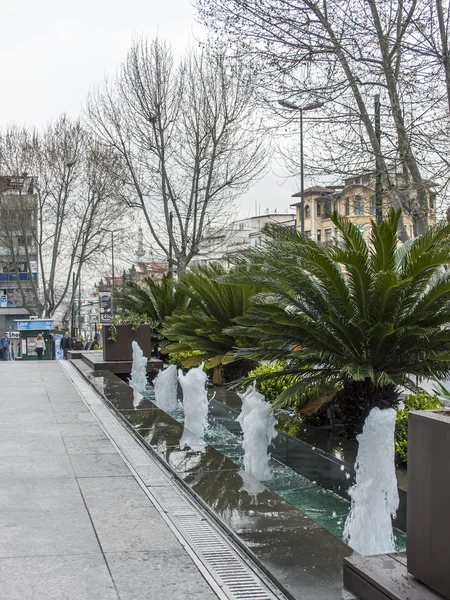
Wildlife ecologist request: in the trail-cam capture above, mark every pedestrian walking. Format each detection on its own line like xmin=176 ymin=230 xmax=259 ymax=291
xmin=0 ymin=332 xmax=10 ymax=361
xmin=72 ymin=337 xmax=83 ymax=351
xmin=89 ymin=334 xmax=99 ymax=350
xmin=59 ymin=331 xmax=72 ymax=359
xmin=84 ymin=337 xmax=93 ymax=350
xmin=35 ymin=334 xmax=46 ymax=360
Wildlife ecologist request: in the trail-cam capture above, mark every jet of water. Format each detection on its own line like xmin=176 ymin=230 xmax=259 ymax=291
xmin=343 ymin=407 xmax=399 ymax=555
xmin=128 ymin=341 xmax=148 ymax=408
xmin=154 ymin=364 xmax=179 ymax=412
xmin=178 ymin=363 xmax=209 ymax=451
xmin=237 ymin=386 xmax=278 ymax=481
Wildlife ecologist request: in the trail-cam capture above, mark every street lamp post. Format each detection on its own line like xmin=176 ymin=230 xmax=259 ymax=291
xmin=101 ymin=229 xmax=117 ymax=318
xmin=110 ymin=231 xmax=115 ymax=302
xmin=278 ymin=99 xmax=325 ymax=234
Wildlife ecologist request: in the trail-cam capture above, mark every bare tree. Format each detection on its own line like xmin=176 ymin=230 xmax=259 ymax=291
xmin=86 ymin=37 xmax=268 ymax=270
xmin=197 ymin=0 xmax=450 ymax=237
xmin=0 ymin=116 xmax=126 ymax=317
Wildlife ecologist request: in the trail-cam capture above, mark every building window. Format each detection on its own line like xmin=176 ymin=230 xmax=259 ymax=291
xmin=317 ymin=229 xmax=321 ymax=242
xmin=305 ymin=205 xmax=311 ymax=218
xmin=325 ymin=228 xmax=332 ymax=242
xmin=345 ymin=198 xmax=350 ymax=216
xmin=316 ymin=203 xmax=321 ymax=216
xmin=324 ymin=201 xmax=331 ymax=216
xmin=354 ymin=195 xmax=364 ymax=216
xmin=333 ymin=202 xmax=338 ymax=213
xmin=369 ymin=195 xmax=376 ymax=215
xmin=17 ymin=236 xmax=33 ymax=247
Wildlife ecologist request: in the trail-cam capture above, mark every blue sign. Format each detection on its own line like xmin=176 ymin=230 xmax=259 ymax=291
xmin=16 ymin=319 xmax=53 ymax=331
xmin=54 ymin=333 xmax=64 ymax=360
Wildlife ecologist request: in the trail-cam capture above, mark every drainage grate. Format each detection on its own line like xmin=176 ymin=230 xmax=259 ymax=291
xmin=162 ymin=512 xmax=280 ymax=600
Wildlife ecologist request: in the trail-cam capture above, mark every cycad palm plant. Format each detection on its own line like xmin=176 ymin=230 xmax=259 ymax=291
xmin=114 ymin=274 xmax=190 ymax=349
xmin=225 ymin=210 xmax=450 ymax=437
xmin=162 ymin=263 xmax=261 ymax=381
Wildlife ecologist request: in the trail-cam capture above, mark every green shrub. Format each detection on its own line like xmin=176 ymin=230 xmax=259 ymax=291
xmin=395 ymin=391 xmax=441 ymax=463
xmin=247 ymin=362 xmax=295 ymax=403
xmin=168 ymin=350 xmax=204 ymax=369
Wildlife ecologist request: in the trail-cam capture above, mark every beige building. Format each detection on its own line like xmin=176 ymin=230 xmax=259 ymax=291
xmin=291 ymin=174 xmax=437 ymax=243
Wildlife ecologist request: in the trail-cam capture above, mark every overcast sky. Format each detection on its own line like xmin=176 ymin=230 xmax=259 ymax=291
xmin=0 ymin=0 xmax=296 ymax=217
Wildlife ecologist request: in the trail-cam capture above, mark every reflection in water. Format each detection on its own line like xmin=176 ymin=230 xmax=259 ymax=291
xmin=239 ymin=469 xmax=266 ymax=500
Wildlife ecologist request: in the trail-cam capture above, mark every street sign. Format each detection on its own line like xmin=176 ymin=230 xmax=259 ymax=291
xmin=99 ymin=292 xmax=112 ymax=324
xmin=15 ymin=319 xmax=53 ymax=331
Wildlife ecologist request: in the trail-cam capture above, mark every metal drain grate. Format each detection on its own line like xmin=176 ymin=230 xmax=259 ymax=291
xmin=167 ymin=513 xmax=279 ymax=600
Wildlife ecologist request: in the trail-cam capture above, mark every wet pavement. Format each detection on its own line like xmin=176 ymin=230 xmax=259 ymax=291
xmin=0 ymin=362 xmax=226 ymax=600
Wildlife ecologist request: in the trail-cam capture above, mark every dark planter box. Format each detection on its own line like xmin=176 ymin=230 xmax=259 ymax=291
xmin=407 ymin=409 xmax=450 ymax=599
xmin=102 ymin=324 xmax=152 ymax=362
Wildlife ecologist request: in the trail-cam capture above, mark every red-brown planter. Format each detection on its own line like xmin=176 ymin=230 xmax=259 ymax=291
xmin=102 ymin=324 xmax=152 ymax=362
xmin=407 ymin=409 xmax=450 ymax=599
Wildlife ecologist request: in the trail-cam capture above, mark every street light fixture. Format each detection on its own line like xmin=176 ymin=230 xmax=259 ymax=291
xmin=278 ymin=99 xmax=325 ymax=234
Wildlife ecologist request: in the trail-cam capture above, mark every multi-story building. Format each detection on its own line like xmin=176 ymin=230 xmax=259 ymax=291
xmin=193 ymin=213 xmax=297 ymax=268
xmin=0 ymin=175 xmax=38 ymax=333
xmin=291 ymin=174 xmax=437 ymax=243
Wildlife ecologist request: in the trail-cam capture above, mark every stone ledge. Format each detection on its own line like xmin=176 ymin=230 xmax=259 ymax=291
xmin=343 ymin=553 xmax=447 ymax=600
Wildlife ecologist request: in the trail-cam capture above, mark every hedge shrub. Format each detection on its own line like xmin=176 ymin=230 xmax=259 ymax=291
xmin=395 ymin=391 xmax=441 ymax=463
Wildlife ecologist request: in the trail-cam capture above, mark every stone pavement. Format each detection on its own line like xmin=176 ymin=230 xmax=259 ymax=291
xmin=0 ymin=361 xmax=220 ymax=600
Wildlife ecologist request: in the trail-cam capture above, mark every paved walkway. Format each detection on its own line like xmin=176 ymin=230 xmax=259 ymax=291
xmin=0 ymin=361 xmax=219 ymax=600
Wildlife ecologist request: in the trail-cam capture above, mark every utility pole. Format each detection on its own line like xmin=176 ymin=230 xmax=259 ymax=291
xmin=111 ymin=231 xmax=115 ymax=317
xmin=71 ymin=271 xmax=75 ymax=338
xmin=78 ymin=273 xmax=82 ymax=337
xmin=168 ymin=211 xmax=173 ymax=275
xmin=375 ymin=94 xmax=383 ymax=225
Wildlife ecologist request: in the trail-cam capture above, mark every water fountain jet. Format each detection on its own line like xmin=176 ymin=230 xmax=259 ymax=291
xmin=343 ymin=407 xmax=399 ymax=555
xmin=154 ymin=364 xmax=179 ymax=412
xmin=178 ymin=364 xmax=209 ymax=451
xmin=128 ymin=341 xmax=148 ymax=409
xmin=237 ymin=386 xmax=277 ymax=481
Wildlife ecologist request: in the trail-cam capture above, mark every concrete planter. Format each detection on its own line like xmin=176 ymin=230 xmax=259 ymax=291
xmin=102 ymin=324 xmax=152 ymax=362
xmin=407 ymin=409 xmax=450 ymax=599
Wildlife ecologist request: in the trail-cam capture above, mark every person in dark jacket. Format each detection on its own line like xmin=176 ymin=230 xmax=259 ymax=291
xmin=59 ymin=331 xmax=72 ymax=359
xmin=89 ymin=334 xmax=99 ymax=350
xmin=0 ymin=332 xmax=11 ymax=361
xmin=72 ymin=337 xmax=84 ymax=351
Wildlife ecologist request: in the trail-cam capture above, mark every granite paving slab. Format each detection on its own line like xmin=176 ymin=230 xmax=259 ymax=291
xmin=0 ymin=435 xmax=68 ymax=457
xmin=0 ymin=508 xmax=101 ymax=557
xmin=0 ymin=554 xmax=119 ymax=600
xmin=78 ymin=476 xmax=153 ymax=510
xmin=0 ymin=454 xmax=74 ymax=479
xmin=85 ymin=505 xmax=182 ymax=552
xmin=0 ymin=478 xmax=85 ymax=511
xmin=58 ymin=422 xmax=104 ymax=436
xmin=105 ymin=550 xmax=218 ymax=600
xmin=62 ymin=434 xmax=116 ymax=455
xmin=54 ymin=411 xmax=96 ymax=423
xmin=69 ymin=454 xmax=132 ymax=478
